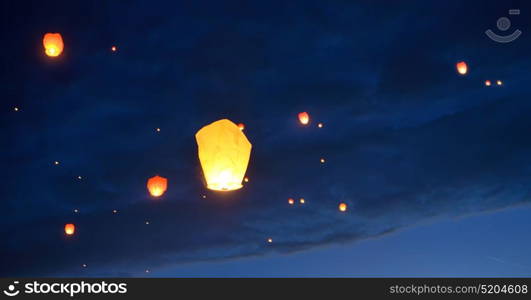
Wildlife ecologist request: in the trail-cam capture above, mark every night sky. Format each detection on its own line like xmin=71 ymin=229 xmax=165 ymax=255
xmin=2 ymin=0 xmax=531 ymax=277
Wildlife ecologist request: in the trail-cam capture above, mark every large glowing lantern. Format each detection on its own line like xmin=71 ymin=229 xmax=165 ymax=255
xmin=147 ymin=175 xmax=168 ymax=197
xmin=64 ymin=223 xmax=75 ymax=236
xmin=298 ymin=112 xmax=310 ymax=125
xmin=195 ymin=119 xmax=252 ymax=191
xmin=43 ymin=33 xmax=64 ymax=57
xmin=456 ymin=61 xmax=467 ymax=75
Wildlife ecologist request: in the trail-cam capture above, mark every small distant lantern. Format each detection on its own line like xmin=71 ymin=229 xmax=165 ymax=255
xmin=147 ymin=175 xmax=168 ymax=197
xmin=339 ymin=203 xmax=347 ymax=212
xmin=456 ymin=61 xmax=467 ymax=75
xmin=64 ymin=223 xmax=75 ymax=236
xmin=298 ymin=112 xmax=310 ymax=125
xmin=43 ymin=33 xmax=64 ymax=57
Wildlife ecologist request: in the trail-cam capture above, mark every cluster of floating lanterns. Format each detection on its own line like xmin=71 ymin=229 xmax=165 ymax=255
xmin=39 ymin=31 xmax=351 ymax=250
xmin=42 ymin=32 xmax=117 ymax=58
xmin=485 ymin=80 xmax=503 ymax=86
xmin=455 ymin=61 xmax=504 ymax=87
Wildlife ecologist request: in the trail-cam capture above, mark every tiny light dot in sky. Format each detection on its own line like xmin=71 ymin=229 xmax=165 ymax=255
xmin=74 ymin=209 xmax=79 ymax=213
xmin=77 ymin=176 xmax=82 ymax=180
xmin=111 ymin=45 xmax=117 ymax=52
xmin=82 ymin=264 xmax=87 ymax=268
xmin=145 ymin=221 xmax=150 ymax=225
xmin=497 ymin=80 xmax=503 ymax=86
xmin=300 ymin=198 xmax=305 ymax=204
xmin=244 ymin=177 xmax=249 ymax=182
xmin=14 ymin=107 xmax=19 ymax=112
xmin=485 ymin=80 xmax=491 ymax=86
xmin=267 ymin=238 xmax=273 ymax=243
xmin=113 ymin=209 xmax=118 ymax=214
xmin=202 ymin=195 xmax=207 ymax=199
xmin=156 ymin=128 xmax=161 ymax=132
xmin=145 ymin=269 xmax=150 ymax=273
xmin=320 ymin=158 xmax=325 ymax=163
xmin=318 ymin=123 xmax=323 ymax=128
xmin=288 ymin=198 xmax=294 ymax=205
xmin=54 ymin=161 xmax=60 ymax=165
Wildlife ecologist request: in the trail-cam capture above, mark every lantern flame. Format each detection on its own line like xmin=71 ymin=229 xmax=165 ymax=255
xmin=195 ymin=119 xmax=252 ymax=191
xmin=64 ymin=223 xmax=75 ymax=235
xmin=43 ymin=33 xmax=64 ymax=57
xmin=147 ymin=175 xmax=168 ymax=197
xmin=456 ymin=61 xmax=467 ymax=75
xmin=298 ymin=112 xmax=310 ymax=125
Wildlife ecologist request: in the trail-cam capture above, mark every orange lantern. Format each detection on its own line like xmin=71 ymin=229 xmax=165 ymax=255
xmin=237 ymin=123 xmax=245 ymax=131
xmin=485 ymin=80 xmax=491 ymax=86
xmin=288 ymin=198 xmax=294 ymax=205
xmin=298 ymin=112 xmax=310 ymax=125
xmin=338 ymin=203 xmax=347 ymax=212
xmin=456 ymin=61 xmax=467 ymax=75
xmin=64 ymin=223 xmax=75 ymax=236
xmin=147 ymin=175 xmax=168 ymax=197
xmin=43 ymin=33 xmax=64 ymax=57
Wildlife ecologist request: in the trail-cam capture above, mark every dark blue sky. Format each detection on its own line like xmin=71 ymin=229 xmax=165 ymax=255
xmin=2 ymin=0 xmax=531 ymax=277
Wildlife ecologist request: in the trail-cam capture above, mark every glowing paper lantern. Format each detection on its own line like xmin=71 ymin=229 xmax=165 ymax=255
xmin=456 ymin=61 xmax=467 ymax=75
xmin=298 ymin=112 xmax=310 ymax=125
xmin=485 ymin=80 xmax=491 ymax=86
xmin=147 ymin=175 xmax=168 ymax=197
xmin=496 ymin=80 xmax=503 ymax=86
xmin=43 ymin=33 xmax=64 ymax=57
xmin=238 ymin=123 xmax=245 ymax=131
xmin=339 ymin=203 xmax=347 ymax=212
xmin=288 ymin=198 xmax=294 ymax=205
xmin=195 ymin=119 xmax=252 ymax=191
xmin=64 ymin=223 xmax=75 ymax=236
xmin=299 ymin=198 xmax=305 ymax=204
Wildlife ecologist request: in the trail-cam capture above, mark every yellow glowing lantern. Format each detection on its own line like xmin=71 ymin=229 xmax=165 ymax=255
xmin=147 ymin=175 xmax=168 ymax=197
xmin=43 ymin=33 xmax=64 ymax=57
xmin=496 ymin=80 xmax=503 ymax=86
xmin=299 ymin=198 xmax=305 ymax=204
xmin=195 ymin=119 xmax=252 ymax=191
xmin=456 ymin=61 xmax=467 ymax=75
xmin=64 ymin=223 xmax=75 ymax=236
xmin=298 ymin=112 xmax=310 ymax=125
xmin=339 ymin=203 xmax=347 ymax=212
